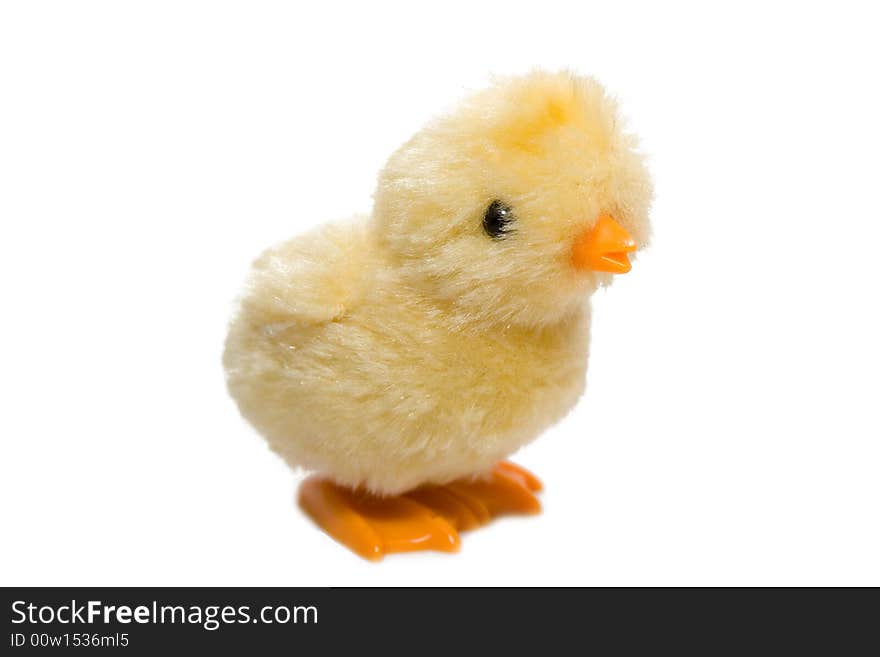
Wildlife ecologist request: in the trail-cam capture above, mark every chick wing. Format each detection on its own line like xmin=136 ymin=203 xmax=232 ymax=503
xmin=238 ymin=219 xmax=366 ymax=332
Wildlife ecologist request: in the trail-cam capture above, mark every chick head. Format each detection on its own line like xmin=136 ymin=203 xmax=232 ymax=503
xmin=373 ymin=70 xmax=652 ymax=328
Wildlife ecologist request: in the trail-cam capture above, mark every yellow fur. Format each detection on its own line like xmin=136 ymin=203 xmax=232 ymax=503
xmin=223 ymin=70 xmax=652 ymax=495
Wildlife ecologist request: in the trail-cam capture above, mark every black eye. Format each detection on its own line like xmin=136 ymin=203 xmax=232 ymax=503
xmin=482 ymin=200 xmax=515 ymax=239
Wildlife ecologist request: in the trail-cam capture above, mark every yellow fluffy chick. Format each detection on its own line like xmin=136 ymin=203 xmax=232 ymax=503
xmin=224 ymin=70 xmax=652 ymax=559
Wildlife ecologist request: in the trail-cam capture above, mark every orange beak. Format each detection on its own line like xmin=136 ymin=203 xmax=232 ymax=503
xmin=571 ymin=213 xmax=637 ymax=273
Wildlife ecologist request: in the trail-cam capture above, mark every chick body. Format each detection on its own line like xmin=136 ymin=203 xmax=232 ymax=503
xmin=224 ymin=220 xmax=589 ymax=494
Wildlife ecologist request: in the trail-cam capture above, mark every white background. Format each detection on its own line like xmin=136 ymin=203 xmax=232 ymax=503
xmin=2 ymin=1 xmax=878 ymax=586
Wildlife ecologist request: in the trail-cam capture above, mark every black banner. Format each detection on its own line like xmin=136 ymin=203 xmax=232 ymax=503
xmin=2 ymin=588 xmax=876 ymax=653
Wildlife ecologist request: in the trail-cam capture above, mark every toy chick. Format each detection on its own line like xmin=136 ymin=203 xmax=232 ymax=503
xmin=224 ymin=70 xmax=653 ymax=560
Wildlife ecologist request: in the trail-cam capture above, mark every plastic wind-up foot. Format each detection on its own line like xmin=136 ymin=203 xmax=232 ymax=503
xmin=298 ymin=477 xmax=461 ymax=561
xmin=298 ymin=461 xmax=542 ymax=561
xmin=444 ymin=461 xmax=543 ymax=519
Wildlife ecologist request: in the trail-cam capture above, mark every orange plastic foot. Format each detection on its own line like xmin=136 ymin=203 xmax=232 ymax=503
xmin=298 ymin=461 xmax=542 ymax=561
